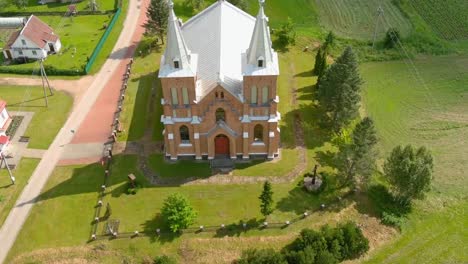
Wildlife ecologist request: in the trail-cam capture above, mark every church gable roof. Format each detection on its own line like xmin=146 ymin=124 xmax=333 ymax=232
xmin=181 ymin=0 xmax=256 ymax=100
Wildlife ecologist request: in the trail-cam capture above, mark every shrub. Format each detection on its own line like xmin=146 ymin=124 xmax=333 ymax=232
xmin=0 ymin=195 xmax=4 ymax=203
xmin=153 ymin=255 xmax=177 ymax=264
xmin=381 ymin=211 xmax=405 ymax=228
xmin=126 ymin=181 xmax=142 ymax=195
xmin=161 ymin=193 xmax=197 ymax=233
xmin=237 ymin=248 xmax=287 ymax=264
xmin=339 ymin=222 xmax=369 ymax=259
xmin=384 ymin=28 xmax=401 ymax=49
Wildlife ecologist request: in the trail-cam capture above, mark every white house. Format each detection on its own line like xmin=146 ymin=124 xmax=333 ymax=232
xmin=0 ymin=100 xmax=11 ymax=154
xmin=2 ymin=15 xmax=61 ymax=61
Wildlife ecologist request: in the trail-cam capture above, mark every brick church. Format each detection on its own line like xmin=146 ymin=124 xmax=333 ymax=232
xmin=159 ymin=0 xmax=280 ymax=160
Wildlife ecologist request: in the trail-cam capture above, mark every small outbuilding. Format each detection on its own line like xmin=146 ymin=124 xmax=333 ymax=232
xmin=2 ymin=15 xmax=61 ymax=61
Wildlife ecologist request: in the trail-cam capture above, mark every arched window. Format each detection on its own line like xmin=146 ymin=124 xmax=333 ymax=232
xmin=182 ymin=87 xmax=189 ymax=105
xmin=220 ymin=92 xmax=224 ymax=99
xmin=262 ymin=86 xmax=269 ymax=104
xmin=257 ymin=56 xmax=265 ymax=67
xmin=216 ymin=108 xmax=226 ymax=122
xmin=173 ymin=58 xmax=180 ymax=69
xmin=254 ymin=124 xmax=263 ymax=142
xmin=171 ymin=87 xmax=178 ymax=105
xmin=215 ymin=91 xmax=219 ymax=99
xmin=251 ymin=86 xmax=257 ymax=104
xmin=180 ymin=125 xmax=190 ymax=143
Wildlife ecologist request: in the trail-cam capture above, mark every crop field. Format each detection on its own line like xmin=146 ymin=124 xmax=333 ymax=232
xmin=314 ymin=0 xmax=412 ymax=40
xmin=409 ymin=0 xmax=468 ymax=40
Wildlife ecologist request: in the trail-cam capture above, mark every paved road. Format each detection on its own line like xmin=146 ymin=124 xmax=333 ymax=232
xmin=0 ymin=0 xmax=144 ymax=261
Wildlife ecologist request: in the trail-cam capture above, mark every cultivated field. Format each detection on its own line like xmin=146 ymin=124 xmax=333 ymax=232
xmin=315 ymin=0 xmax=412 ymax=40
xmin=409 ymin=0 xmax=468 ymax=40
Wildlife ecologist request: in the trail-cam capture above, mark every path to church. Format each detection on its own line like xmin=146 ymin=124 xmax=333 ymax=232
xmin=0 ymin=0 xmax=147 ymax=262
xmin=113 ymin=62 xmax=308 ymax=185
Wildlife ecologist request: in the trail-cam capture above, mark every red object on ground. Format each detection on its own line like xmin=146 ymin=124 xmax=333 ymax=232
xmin=71 ymin=0 xmax=149 ymax=144
xmin=0 ymin=135 xmax=9 ymax=145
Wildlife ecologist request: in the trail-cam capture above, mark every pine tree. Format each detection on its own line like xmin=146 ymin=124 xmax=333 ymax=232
xmin=317 ymin=47 xmax=362 ymax=131
xmin=227 ymin=0 xmax=247 ymax=10
xmin=324 ymin=31 xmax=335 ymax=50
xmin=144 ymin=0 xmax=169 ymax=44
xmin=259 ymin=181 xmax=274 ymax=217
xmin=313 ymin=46 xmax=328 ymax=79
xmin=337 ymin=117 xmax=378 ymax=187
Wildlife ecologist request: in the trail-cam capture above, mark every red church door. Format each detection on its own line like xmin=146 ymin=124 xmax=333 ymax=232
xmin=215 ymin=135 xmax=229 ymax=156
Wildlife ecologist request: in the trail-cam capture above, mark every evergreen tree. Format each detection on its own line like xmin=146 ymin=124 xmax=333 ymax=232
xmin=313 ymin=46 xmax=328 ymax=79
xmin=324 ymin=31 xmax=335 ymax=50
xmin=259 ymin=181 xmax=274 ymax=217
xmin=317 ymin=47 xmax=362 ymax=131
xmin=384 ymin=28 xmax=400 ymax=49
xmin=384 ymin=145 xmax=433 ymax=203
xmin=276 ymin=17 xmax=296 ymax=48
xmin=144 ymin=0 xmax=169 ymax=44
xmin=337 ymin=117 xmax=378 ymax=187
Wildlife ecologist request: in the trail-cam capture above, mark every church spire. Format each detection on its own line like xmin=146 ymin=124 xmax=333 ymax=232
xmin=164 ymin=0 xmax=192 ymax=71
xmin=246 ymin=0 xmax=273 ymax=68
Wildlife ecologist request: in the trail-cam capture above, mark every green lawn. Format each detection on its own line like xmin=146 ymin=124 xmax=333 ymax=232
xmin=0 ymin=158 xmax=40 ymax=227
xmin=0 ymin=85 xmax=73 ymax=149
xmin=118 ymin=38 xmax=161 ymax=141
xmin=7 ymin=155 xmax=348 ymax=263
xmin=361 ymin=55 xmax=468 ymax=262
xmin=1 ymin=0 xmax=116 ymax=12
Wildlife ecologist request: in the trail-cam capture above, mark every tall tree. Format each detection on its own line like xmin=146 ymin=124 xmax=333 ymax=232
xmin=337 ymin=117 xmax=378 ymax=187
xmin=161 ymin=193 xmax=197 ymax=233
xmin=144 ymin=0 xmax=169 ymax=44
xmin=259 ymin=181 xmax=274 ymax=217
xmin=384 ymin=145 xmax=433 ymax=203
xmin=317 ymin=47 xmax=362 ymax=131
xmin=313 ymin=46 xmax=328 ymax=79
xmin=276 ymin=17 xmax=296 ymax=49
xmin=324 ymin=31 xmax=335 ymax=49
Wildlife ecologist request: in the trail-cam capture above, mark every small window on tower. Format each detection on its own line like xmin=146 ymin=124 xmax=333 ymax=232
xmin=174 ymin=60 xmax=180 ymax=69
xmin=258 ymin=59 xmax=264 ymax=67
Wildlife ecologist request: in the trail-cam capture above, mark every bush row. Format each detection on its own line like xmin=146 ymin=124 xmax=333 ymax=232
xmin=0 ymin=64 xmax=85 ymax=76
xmin=237 ymin=222 xmax=369 ymax=264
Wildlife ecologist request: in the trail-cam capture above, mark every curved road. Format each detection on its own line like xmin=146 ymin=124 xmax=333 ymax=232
xmin=0 ymin=0 xmax=146 ymax=262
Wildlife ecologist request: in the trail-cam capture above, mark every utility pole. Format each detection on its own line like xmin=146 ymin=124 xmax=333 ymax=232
xmin=372 ymin=5 xmax=384 ymax=48
xmin=39 ymin=58 xmax=53 ymax=107
xmin=0 ymin=153 xmax=15 ymax=185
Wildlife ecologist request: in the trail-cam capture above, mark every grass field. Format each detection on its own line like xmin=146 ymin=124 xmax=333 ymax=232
xmin=361 ymin=55 xmax=468 ymax=262
xmin=6 ymin=155 xmax=357 ymax=263
xmin=1 ymin=0 xmax=116 ymax=12
xmin=0 ymin=159 xmax=40 ymax=227
xmin=315 ymin=0 xmax=412 ymax=40
xmin=0 ymin=85 xmax=73 ymax=149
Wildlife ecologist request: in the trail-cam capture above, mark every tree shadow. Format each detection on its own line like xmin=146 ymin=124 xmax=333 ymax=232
xmin=213 ymin=218 xmax=263 ymax=238
xmin=294 ymin=70 xmax=314 ymax=78
xmin=296 ymin=85 xmax=315 ymax=101
xmin=141 ymin=213 xmax=178 ymax=244
xmin=360 ymin=184 xmax=412 ymax=218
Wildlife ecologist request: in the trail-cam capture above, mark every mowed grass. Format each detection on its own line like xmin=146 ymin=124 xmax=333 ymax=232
xmin=0 ymin=85 xmax=73 ymax=149
xmin=118 ymin=38 xmax=161 ymax=141
xmin=361 ymin=55 xmax=468 ymax=193
xmin=315 ymin=0 xmax=412 ymax=40
xmin=1 ymin=0 xmax=116 ymax=12
xmin=409 ymin=0 xmax=468 ymax=40
xmin=7 ymin=155 xmax=350 ymax=263
xmin=0 ymin=158 xmax=40 ymax=227
xmin=361 ymin=55 xmax=468 ymax=262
